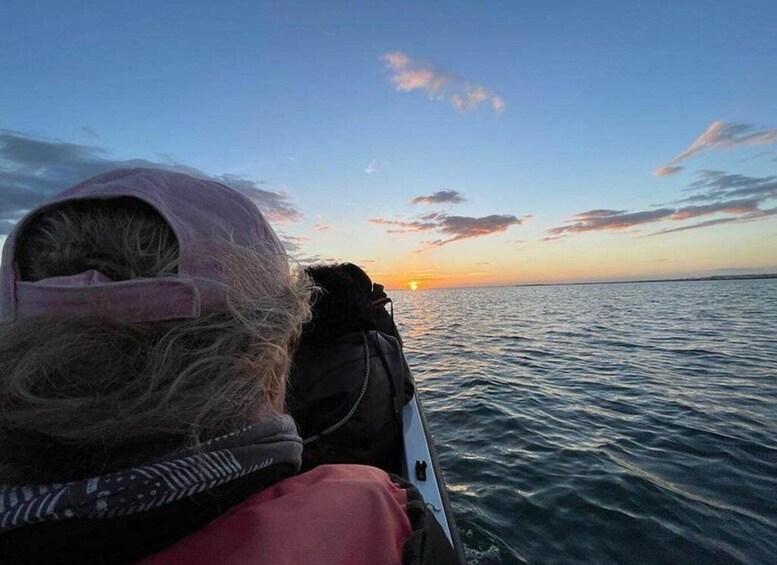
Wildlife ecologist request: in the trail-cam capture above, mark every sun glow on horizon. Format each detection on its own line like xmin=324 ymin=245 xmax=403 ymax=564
xmin=408 ymin=281 xmax=419 ymax=290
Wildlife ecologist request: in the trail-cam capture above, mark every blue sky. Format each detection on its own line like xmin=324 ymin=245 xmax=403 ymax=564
xmin=2 ymin=1 xmax=776 ymax=287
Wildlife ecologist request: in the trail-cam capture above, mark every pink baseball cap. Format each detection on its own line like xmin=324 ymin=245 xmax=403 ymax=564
xmin=1 ymin=168 xmax=287 ymax=323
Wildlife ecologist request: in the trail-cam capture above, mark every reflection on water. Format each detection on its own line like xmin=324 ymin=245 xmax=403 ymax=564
xmin=393 ymin=280 xmax=777 ymax=564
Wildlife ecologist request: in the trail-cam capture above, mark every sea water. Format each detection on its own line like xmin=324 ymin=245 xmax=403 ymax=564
xmin=392 ymin=279 xmax=776 ymax=564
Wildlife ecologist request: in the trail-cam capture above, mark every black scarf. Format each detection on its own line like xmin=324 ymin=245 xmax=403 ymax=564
xmin=0 ymin=414 xmax=301 ymax=533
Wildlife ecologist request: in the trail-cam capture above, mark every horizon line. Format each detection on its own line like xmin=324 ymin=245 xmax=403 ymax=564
xmin=385 ymin=272 xmax=777 ymax=291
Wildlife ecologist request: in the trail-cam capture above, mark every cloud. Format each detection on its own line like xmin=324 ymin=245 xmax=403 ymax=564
xmin=381 ymin=51 xmax=449 ymax=94
xmin=451 ymin=86 xmax=489 ymax=112
xmin=276 ymin=233 xmax=326 ymax=265
xmin=364 ymin=159 xmax=379 ymax=175
xmin=427 ymin=214 xmax=525 ymax=244
xmin=380 ymin=51 xmax=505 ymax=115
xmin=0 ymin=130 xmax=303 ymax=234
xmin=547 ymin=208 xmax=675 ymax=235
xmin=671 ymin=198 xmax=761 ymax=220
xmin=680 ymin=170 xmax=777 ymax=203
xmin=646 ymin=217 xmax=743 ymax=236
xmin=209 ymin=174 xmax=302 ymax=223
xmin=675 ymin=121 xmax=777 ymax=162
xmin=654 ymin=165 xmax=684 ymax=177
xmin=738 ymin=149 xmax=776 ymax=163
xmin=277 ymin=234 xmax=309 ymax=253
xmin=409 ymin=190 xmax=466 ymax=205
xmin=312 ymin=223 xmax=331 ymax=231
xmin=369 ymin=211 xmax=526 ymax=251
xmin=547 ymin=171 xmax=777 ymax=238
xmin=655 ymin=120 xmax=777 ymax=176
xmin=648 ymin=207 xmax=777 ymax=237
xmin=491 ymin=96 xmax=506 ymax=114
xmin=291 ymin=253 xmax=325 ymax=266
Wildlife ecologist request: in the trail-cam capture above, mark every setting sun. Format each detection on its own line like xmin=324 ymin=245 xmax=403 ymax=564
xmin=408 ymin=281 xmax=419 ymax=290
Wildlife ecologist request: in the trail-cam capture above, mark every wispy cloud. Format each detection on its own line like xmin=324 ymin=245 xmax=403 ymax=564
xmin=364 ymin=159 xmax=380 ymax=175
xmin=670 ymin=198 xmax=761 ymax=220
xmin=654 ymin=165 xmax=685 ymax=177
xmin=409 ymin=189 xmax=466 ymax=205
xmin=210 ymin=175 xmax=301 ymax=223
xmin=647 ymin=207 xmax=777 ymax=237
xmin=312 ymin=223 xmax=331 ymax=231
xmin=547 ymin=209 xmax=676 ymax=235
xmin=277 ymin=234 xmax=326 ymax=265
xmin=369 ymin=211 xmax=526 ymax=251
xmin=680 ymin=170 xmax=777 ymax=203
xmin=292 ymin=254 xmax=325 ymax=266
xmin=654 ymin=121 xmax=777 ymax=176
xmin=278 ymin=234 xmax=309 ymax=253
xmin=737 ymin=149 xmax=777 ymax=163
xmin=675 ymin=121 xmax=777 ymax=161
xmin=451 ymin=86 xmax=489 ymax=112
xmin=380 ymin=51 xmax=505 ymax=115
xmin=547 ymin=171 xmax=777 ymax=238
xmin=0 ymin=130 xmax=303 ymax=234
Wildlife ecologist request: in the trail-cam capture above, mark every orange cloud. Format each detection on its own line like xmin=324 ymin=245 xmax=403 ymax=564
xmin=380 ymin=51 xmax=505 ymax=115
xmin=654 ymin=165 xmax=684 ymax=177
xmin=547 ymin=171 xmax=777 ymax=238
xmin=370 ymin=211 xmax=526 ymax=250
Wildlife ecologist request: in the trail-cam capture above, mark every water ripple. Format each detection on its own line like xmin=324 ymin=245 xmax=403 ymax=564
xmin=394 ymin=280 xmax=777 ymax=564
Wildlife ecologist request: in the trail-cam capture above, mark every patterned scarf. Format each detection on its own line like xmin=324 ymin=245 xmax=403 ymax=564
xmin=0 ymin=414 xmax=302 ymax=532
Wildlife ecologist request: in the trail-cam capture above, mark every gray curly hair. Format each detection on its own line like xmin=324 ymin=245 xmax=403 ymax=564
xmin=0 ymin=199 xmax=312 ymax=484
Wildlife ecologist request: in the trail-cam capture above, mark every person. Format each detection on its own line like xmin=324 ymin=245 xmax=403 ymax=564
xmin=300 ymin=263 xmax=404 ymax=344
xmin=288 ymin=263 xmax=413 ymax=473
xmin=0 ymin=168 xmax=457 ymax=564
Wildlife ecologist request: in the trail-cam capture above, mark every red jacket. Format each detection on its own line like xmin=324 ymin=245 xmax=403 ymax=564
xmin=0 ymin=463 xmax=459 ymax=564
xmin=141 ymin=465 xmax=412 ymax=565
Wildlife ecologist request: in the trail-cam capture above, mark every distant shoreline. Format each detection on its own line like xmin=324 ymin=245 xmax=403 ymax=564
xmin=515 ymin=273 xmax=777 ymax=288
xmin=389 ymin=273 xmax=777 ymax=291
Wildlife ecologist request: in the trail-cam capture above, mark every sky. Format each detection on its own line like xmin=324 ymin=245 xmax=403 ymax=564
xmin=1 ymin=1 xmax=776 ymax=289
